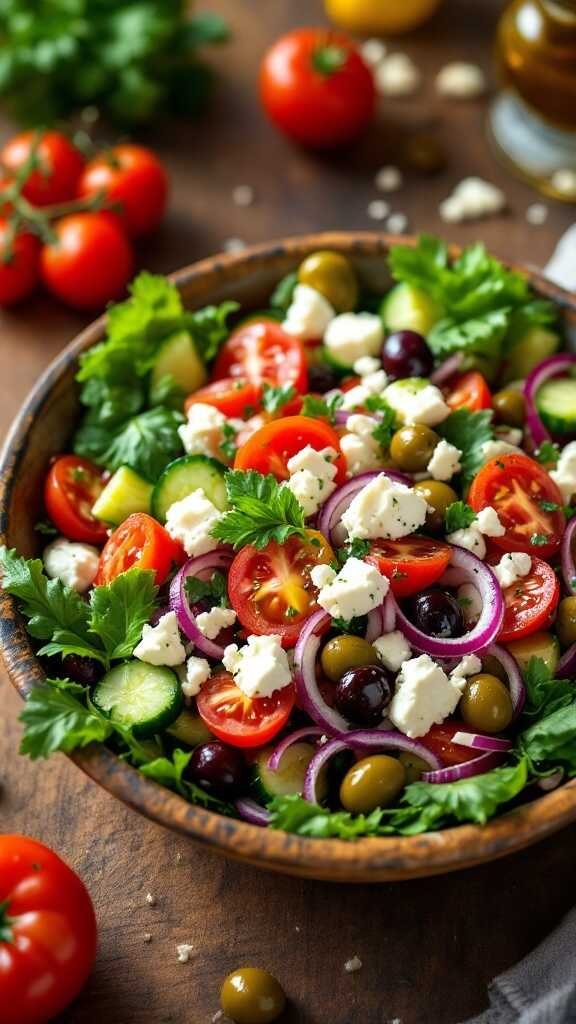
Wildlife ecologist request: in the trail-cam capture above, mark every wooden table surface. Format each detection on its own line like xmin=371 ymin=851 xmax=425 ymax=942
xmin=2 ymin=1 xmax=576 ymax=1021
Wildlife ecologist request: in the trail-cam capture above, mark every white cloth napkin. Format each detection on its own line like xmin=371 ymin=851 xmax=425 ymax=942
xmin=544 ymin=225 xmax=576 ymax=292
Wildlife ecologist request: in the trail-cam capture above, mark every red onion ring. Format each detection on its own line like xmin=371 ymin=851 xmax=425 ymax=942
xmin=523 ymin=353 xmax=576 ymax=448
xmin=451 ymin=731 xmax=512 ymax=752
xmin=365 ymin=605 xmax=385 ymax=643
xmin=294 ymin=609 xmax=350 ymax=734
xmin=317 ymin=470 xmax=411 ymax=547
xmin=422 ymin=749 xmax=505 ymax=784
xmin=561 ymin=516 xmax=576 ymax=596
xmin=267 ymin=727 xmax=325 ymax=771
xmin=381 ymin=592 xmax=397 ymax=633
xmin=235 ymin=797 xmax=270 ymax=826
xmin=169 ymin=549 xmax=233 ymax=658
xmin=392 ymin=547 xmax=504 ymax=657
xmin=430 ymin=352 xmax=464 ymax=386
xmin=480 ymin=642 xmax=525 ymax=718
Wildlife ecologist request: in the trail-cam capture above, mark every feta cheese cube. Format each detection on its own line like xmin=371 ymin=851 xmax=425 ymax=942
xmin=310 ymin=563 xmax=336 ymax=590
xmin=341 ymin=433 xmax=386 ymax=477
xmin=195 ymin=606 xmax=237 ymax=640
xmin=312 ymin=557 xmax=389 ymax=620
xmin=340 ymin=369 xmax=388 ymax=411
xmin=178 ymin=403 xmax=227 ymax=461
xmin=389 ymin=654 xmax=464 ymax=738
xmin=476 ymin=505 xmax=505 ymax=537
xmin=373 ymin=631 xmax=411 ymax=672
xmin=446 ymin=526 xmax=487 ymax=559
xmin=181 ymin=656 xmax=211 ymax=698
xmin=480 ymin=439 xmax=523 ymax=463
xmin=222 ymin=634 xmax=292 ymax=699
xmin=285 ymin=444 xmax=339 ymax=517
xmin=384 ymin=381 xmax=450 ymax=427
xmin=436 ymin=62 xmax=486 ymax=99
xmin=283 ymin=284 xmax=335 ymax=341
xmin=43 ymin=538 xmax=100 ymax=593
xmin=450 ymin=654 xmax=482 ymax=682
xmin=493 ymin=552 xmax=532 ymax=590
xmin=426 ymin=439 xmax=462 ymax=481
xmin=324 ymin=313 xmax=384 ymax=368
xmin=353 ymin=355 xmax=381 ymax=377
xmin=457 ymin=583 xmax=483 ymax=625
xmin=550 ymin=441 xmax=576 ymax=502
xmin=134 ymin=611 xmax=186 ymax=666
xmin=341 ymin=474 xmax=428 ymax=541
xmin=165 ymin=488 xmax=222 ymax=557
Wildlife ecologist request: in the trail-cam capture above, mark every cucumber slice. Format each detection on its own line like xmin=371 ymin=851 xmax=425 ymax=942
xmin=151 ymin=454 xmax=229 ymax=523
xmin=92 ymin=466 xmax=153 ymax=525
xmin=536 ymin=377 xmax=576 ymax=434
xmin=92 ymin=661 xmax=183 ymax=738
xmin=381 ymin=283 xmax=441 ymax=336
xmin=149 ymin=330 xmax=207 ymax=407
xmin=505 ymin=631 xmax=560 ymax=677
xmin=322 ymin=345 xmax=357 ymax=374
xmin=253 ymin=742 xmax=316 ymax=801
xmin=501 ymin=326 xmax=560 ymax=385
xmin=167 ymin=709 xmax=212 ymax=747
xmin=383 ymin=377 xmax=429 ymax=422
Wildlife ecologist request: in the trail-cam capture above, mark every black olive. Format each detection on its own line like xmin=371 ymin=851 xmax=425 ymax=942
xmin=187 ymin=741 xmax=247 ymax=800
xmin=406 ymin=588 xmax=464 ymax=639
xmin=62 ymin=654 xmax=103 ymax=686
xmin=334 ymin=664 xmax=393 ymax=726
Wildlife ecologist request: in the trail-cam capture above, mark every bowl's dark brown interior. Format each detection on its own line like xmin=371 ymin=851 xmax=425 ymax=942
xmin=2 ymin=232 xmax=576 ymax=882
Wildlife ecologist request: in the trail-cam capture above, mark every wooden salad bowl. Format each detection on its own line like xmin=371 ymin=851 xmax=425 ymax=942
xmin=2 ymin=232 xmax=576 ymax=882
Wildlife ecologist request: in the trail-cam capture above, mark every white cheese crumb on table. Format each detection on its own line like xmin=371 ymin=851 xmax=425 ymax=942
xmin=375 ymin=53 xmax=421 ymax=97
xmin=440 ymin=177 xmax=506 ymax=223
xmin=367 ymin=199 xmax=390 ymax=221
xmin=375 ymin=166 xmax=403 ymax=193
xmin=436 ymin=62 xmax=486 ymax=99
xmin=223 ymin=237 xmax=246 ymax=253
xmin=344 ymin=955 xmax=363 ymax=973
xmin=361 ymin=39 xmax=387 ymax=67
xmin=145 ymin=892 xmax=156 ymax=906
xmin=232 ymin=184 xmax=255 ymax=207
xmin=386 ymin=213 xmax=408 ymax=235
xmin=551 ymin=169 xmax=576 ymax=199
xmin=526 ymin=203 xmax=548 ymax=226
xmin=176 ymin=943 xmax=194 ymax=964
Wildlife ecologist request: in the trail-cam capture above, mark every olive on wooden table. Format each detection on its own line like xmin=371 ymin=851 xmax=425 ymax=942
xmin=334 ymin=664 xmax=392 ymax=726
xmin=187 ymin=741 xmax=246 ymax=800
xmin=320 ymin=634 xmax=380 ymax=682
xmin=340 ymin=755 xmax=406 ymax=814
xmin=406 ymin=588 xmax=464 ymax=639
xmin=460 ymin=674 xmax=513 ymax=734
xmin=390 ymin=423 xmax=439 ymax=472
xmin=381 ymin=330 xmax=434 ymax=380
xmin=220 ymin=967 xmax=286 ymax=1024
xmin=556 ymin=596 xmax=576 ymax=648
xmin=492 ymin=388 xmax=526 ymax=428
xmin=298 ymin=250 xmax=358 ymax=313
xmin=413 ymin=479 xmax=458 ymax=532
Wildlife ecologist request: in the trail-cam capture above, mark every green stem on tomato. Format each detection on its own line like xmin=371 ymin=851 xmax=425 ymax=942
xmin=0 ymin=899 xmax=16 ymax=944
xmin=312 ymin=45 xmax=347 ymax=76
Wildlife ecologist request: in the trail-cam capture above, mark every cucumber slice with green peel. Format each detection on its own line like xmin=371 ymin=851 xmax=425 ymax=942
xmin=536 ymin=377 xmax=576 ymax=434
xmin=381 ymin=283 xmax=441 ymax=336
xmin=151 ymin=454 xmax=229 ymax=523
xmin=504 ymin=631 xmax=560 ymax=677
xmin=322 ymin=345 xmax=358 ymax=374
xmin=167 ymin=709 xmax=212 ymax=747
xmin=149 ymin=330 xmax=207 ymax=407
xmin=501 ymin=326 xmax=560 ymax=385
xmin=252 ymin=742 xmax=317 ymax=802
xmin=92 ymin=661 xmax=183 ymax=739
xmin=92 ymin=466 xmax=153 ymax=525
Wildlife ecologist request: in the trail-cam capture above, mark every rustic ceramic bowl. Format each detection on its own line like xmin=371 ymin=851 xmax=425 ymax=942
xmin=2 ymin=232 xmax=576 ymax=882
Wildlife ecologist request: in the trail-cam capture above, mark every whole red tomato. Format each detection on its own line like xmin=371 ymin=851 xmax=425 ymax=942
xmin=0 ymin=219 xmax=41 ymax=305
xmin=40 ymin=211 xmax=134 ymax=310
xmin=0 ymin=834 xmax=97 ymax=1024
xmin=1 ymin=131 xmax=85 ymax=207
xmin=78 ymin=144 xmax=169 ymax=238
xmin=260 ymin=27 xmax=376 ymax=147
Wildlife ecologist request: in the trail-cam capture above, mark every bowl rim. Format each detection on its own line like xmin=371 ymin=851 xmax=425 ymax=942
xmin=2 ymin=230 xmax=576 ymax=883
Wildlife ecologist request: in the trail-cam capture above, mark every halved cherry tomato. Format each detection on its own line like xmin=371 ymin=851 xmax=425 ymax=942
xmin=196 ymin=671 xmax=295 ymax=748
xmin=94 ymin=512 xmax=185 ymax=586
xmin=446 ymin=371 xmax=492 ymax=412
xmin=234 ymin=414 xmax=347 ymax=483
xmin=185 ymin=378 xmax=263 ymax=419
xmin=44 ymin=455 xmax=108 ymax=545
xmin=213 ymin=320 xmax=308 ymax=393
xmin=229 ymin=529 xmax=335 ymax=647
xmin=468 ymin=453 xmax=564 ymax=559
xmin=495 ymin=555 xmax=560 ymax=643
xmin=366 ymin=537 xmax=452 ymax=598
xmin=419 ymin=722 xmax=485 ymax=767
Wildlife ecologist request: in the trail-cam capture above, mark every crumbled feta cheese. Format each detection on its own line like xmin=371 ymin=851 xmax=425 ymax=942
xmin=475 ymin=505 xmax=505 ymax=537
xmin=373 ymin=631 xmax=411 ymax=672
xmin=450 ymin=654 xmax=482 ymax=682
xmin=283 ymin=284 xmax=335 ymax=340
xmin=354 ymin=355 xmax=381 ymax=377
xmin=310 ymin=564 xmax=335 ymax=590
xmin=384 ymin=381 xmax=450 ymax=427
xmin=375 ymin=166 xmax=403 ymax=193
xmin=134 ymin=611 xmax=186 ymax=667
xmin=324 ymin=313 xmax=384 ymax=367
xmin=389 ymin=654 xmax=464 ymax=738
xmin=426 ymin=439 xmax=462 ymax=481
xmin=196 ymin=606 xmax=237 ymax=640
xmin=145 ymin=892 xmax=156 ymax=906
xmin=367 ymin=199 xmax=390 ymax=222
xmin=375 ymin=53 xmax=421 ymax=97
xmin=526 ymin=203 xmax=548 ymax=226
xmin=446 ymin=526 xmax=486 ymax=559
xmin=550 ymin=441 xmax=576 ymax=501
xmin=340 ymin=369 xmax=388 ymax=411
xmin=457 ymin=583 xmax=482 ymax=625
xmin=222 ymin=634 xmax=292 ymax=699
xmin=232 ymin=184 xmax=255 ymax=207
xmin=344 ymin=956 xmax=363 ymax=973
xmin=436 ymin=62 xmax=486 ymax=99
xmin=494 ymin=426 xmax=523 ymax=446
xmin=493 ymin=552 xmax=532 ymax=590
xmin=178 ymin=403 xmax=228 ymax=460
xmin=552 ymin=168 xmax=576 ymax=199
xmin=311 ymin=557 xmax=389 ymax=620
xmin=223 ymin=237 xmax=246 ymax=253
xmin=181 ymin=656 xmax=211 ymax=698
xmin=386 ymin=212 xmax=408 ymax=235
xmin=165 ymin=488 xmax=222 ymax=557
xmin=143 ymin=933 xmax=152 ymax=943
xmin=440 ymin=177 xmax=506 ymax=223
xmin=176 ymin=943 xmax=194 ymax=964
xmin=361 ymin=38 xmax=387 ymax=66
xmin=480 ymin=439 xmax=523 ymax=464
xmin=43 ymin=538 xmax=100 ymax=593
xmin=342 ymin=474 xmax=428 ymax=541
xmin=341 ymin=433 xmax=386 ymax=477
xmin=285 ymin=445 xmax=339 ymax=517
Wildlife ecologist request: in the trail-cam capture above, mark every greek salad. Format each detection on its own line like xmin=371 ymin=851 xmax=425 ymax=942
xmin=3 ymin=235 xmax=576 ymax=840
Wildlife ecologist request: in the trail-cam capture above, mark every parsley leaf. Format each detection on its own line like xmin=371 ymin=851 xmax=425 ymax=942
xmin=336 ymin=539 xmax=371 ymax=565
xmin=301 ymin=393 xmax=343 ymax=424
xmin=521 ymin=658 xmax=574 ymax=720
xmin=88 ymin=569 xmax=158 ymax=662
xmin=184 ymin=571 xmax=228 ymax=608
xmin=539 ymin=500 xmax=560 ymax=512
xmin=371 ymin=402 xmax=397 ymax=451
xmin=19 ymin=681 xmax=113 ymax=760
xmin=187 ymin=301 xmax=239 ymax=363
xmin=140 ymin=748 xmax=232 ymax=812
xmin=444 ymin=501 xmax=476 ymax=532
xmin=530 ymin=532 xmax=549 ymax=547
xmin=0 ymin=546 xmax=92 ymax=647
xmin=438 ymin=408 xmax=494 ymax=484
xmin=211 ymin=470 xmax=305 ymax=550
xmin=270 ymin=272 xmax=298 ymax=312
xmin=90 ymin=406 xmax=184 ymax=482
xmin=262 ymin=383 xmax=297 ymax=414
xmin=269 ymin=795 xmax=386 ymax=839
xmin=535 ymin=441 xmax=560 ymax=466
xmin=519 ymin=704 xmax=576 ymax=777
xmin=219 ymin=422 xmax=237 ymax=462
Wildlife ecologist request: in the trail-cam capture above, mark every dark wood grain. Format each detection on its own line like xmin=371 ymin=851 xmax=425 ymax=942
xmin=2 ymin=0 xmax=576 ymax=1021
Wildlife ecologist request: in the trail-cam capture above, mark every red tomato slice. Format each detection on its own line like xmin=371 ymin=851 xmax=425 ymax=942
xmin=44 ymin=455 xmax=108 ymax=544
xmin=419 ymin=722 xmax=485 ymax=767
xmin=234 ymin=414 xmax=347 ymax=483
xmin=228 ymin=529 xmax=335 ymax=647
xmin=446 ymin=371 xmax=492 ymax=412
xmin=366 ymin=537 xmax=452 ymax=598
xmin=213 ymin=320 xmax=308 ymax=393
xmin=495 ymin=555 xmax=560 ymax=643
xmin=196 ymin=671 xmax=295 ymax=748
xmin=94 ymin=512 xmax=185 ymax=586
xmin=185 ymin=378 xmax=263 ymax=419
xmin=468 ymin=453 xmax=565 ymax=559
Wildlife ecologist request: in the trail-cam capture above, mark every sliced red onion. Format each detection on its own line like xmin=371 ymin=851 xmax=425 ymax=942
xmin=365 ymin=605 xmax=385 ymax=643
xmin=294 ymin=609 xmax=350 ymax=734
xmin=480 ymin=642 xmax=525 ymax=718
xmin=317 ymin=470 xmax=412 ymax=546
xmin=303 ymin=730 xmax=442 ymax=803
xmin=393 ymin=547 xmax=504 ymax=657
xmin=267 ymin=727 xmax=325 ymax=771
xmin=523 ymin=353 xmax=576 ymax=448
xmin=422 ymin=750 xmax=505 ymax=784
xmin=235 ymin=797 xmax=270 ymax=826
xmin=169 ymin=549 xmax=234 ymax=658
xmin=381 ymin=592 xmax=396 ymax=634
xmin=557 ymin=641 xmax=576 ymax=678
xmin=561 ymin=516 xmax=576 ymax=596
xmin=451 ymin=731 xmax=512 ymax=752
xmin=430 ymin=352 xmax=464 ymax=386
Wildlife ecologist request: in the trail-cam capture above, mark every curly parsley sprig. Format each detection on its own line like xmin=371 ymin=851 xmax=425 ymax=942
xmin=211 ymin=470 xmax=306 ymax=550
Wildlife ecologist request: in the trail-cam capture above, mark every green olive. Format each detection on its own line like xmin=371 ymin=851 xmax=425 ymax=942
xmin=556 ymin=597 xmax=576 ymax=648
xmin=390 ymin=424 xmax=440 ymax=473
xmin=460 ymin=673 xmax=513 ymax=734
xmin=298 ymin=251 xmax=358 ymax=313
xmin=320 ymin=635 xmax=380 ymax=682
xmin=340 ymin=755 xmax=406 ymax=814
xmin=413 ymin=479 xmax=458 ymax=533
xmin=398 ymin=751 xmax=431 ymax=784
xmin=492 ymin=388 xmax=526 ymax=428
xmin=220 ymin=968 xmax=286 ymax=1024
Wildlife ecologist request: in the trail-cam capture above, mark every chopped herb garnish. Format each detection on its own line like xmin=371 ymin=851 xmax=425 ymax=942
xmin=211 ymin=470 xmax=305 ymax=550
xmin=184 ymin=571 xmax=228 ymax=608
xmin=301 ymin=392 xmax=343 ymax=424
xmin=535 ymin=441 xmax=560 ymax=465
xmin=444 ymin=501 xmax=476 ymax=533
xmin=262 ymin=383 xmax=297 ymax=414
xmin=219 ymin=422 xmax=237 ymax=462
xmin=539 ymin=500 xmax=560 ymax=512
xmin=530 ymin=533 xmax=549 ymax=546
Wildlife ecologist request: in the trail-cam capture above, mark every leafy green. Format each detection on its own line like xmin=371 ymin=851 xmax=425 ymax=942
xmin=184 ymin=571 xmax=228 ymax=608
xmin=187 ymin=301 xmax=239 ymax=363
xmin=521 ymin=658 xmax=574 ymax=720
xmin=140 ymin=748 xmax=232 ymax=812
xmin=270 ymin=272 xmax=298 ymax=312
xmin=336 ymin=538 xmax=371 ymax=565
xmin=530 ymin=532 xmax=550 ymax=547
xmin=19 ymin=681 xmax=113 ymax=760
xmin=88 ymin=570 xmax=158 ymax=662
xmin=438 ymin=408 xmax=494 ymax=484
xmin=262 ymin=383 xmax=297 ymax=415
xmin=0 ymin=546 xmax=91 ymax=646
xmin=388 ymin=234 xmax=449 ymax=298
xmin=211 ymin=470 xmax=305 ymax=550
xmin=519 ymin=702 xmax=576 ymax=776
xmin=301 ymin=393 xmax=343 ymax=424
xmin=445 ymin=501 xmax=476 ymax=532
xmin=371 ymin=403 xmax=396 ymax=452
xmin=269 ymin=795 xmax=386 ymax=839
xmin=535 ymin=441 xmax=560 ymax=466
xmin=92 ymin=406 xmax=184 ymax=482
